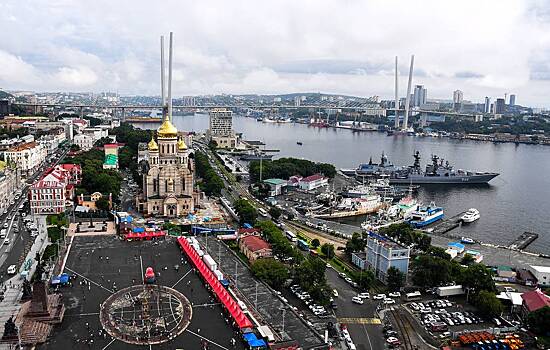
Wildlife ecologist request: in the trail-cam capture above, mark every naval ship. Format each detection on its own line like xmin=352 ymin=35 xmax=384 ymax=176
xmin=341 ymin=152 xmax=499 ymax=185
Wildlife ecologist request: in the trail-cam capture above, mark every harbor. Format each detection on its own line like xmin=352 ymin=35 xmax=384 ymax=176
xmin=424 ymin=210 xmax=467 ymax=235
xmin=134 ymin=113 xmax=550 ymax=255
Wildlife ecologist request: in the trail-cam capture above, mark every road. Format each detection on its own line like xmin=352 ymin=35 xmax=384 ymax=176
xmin=326 ymin=267 xmax=387 ymax=350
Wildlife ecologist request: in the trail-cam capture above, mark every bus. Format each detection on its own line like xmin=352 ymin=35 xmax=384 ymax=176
xmin=297 ymin=239 xmax=309 ymax=252
xmin=285 ymin=231 xmax=297 ymax=243
xmin=405 ymin=291 xmax=422 ymax=301
xmin=258 ymin=208 xmax=268 ymax=217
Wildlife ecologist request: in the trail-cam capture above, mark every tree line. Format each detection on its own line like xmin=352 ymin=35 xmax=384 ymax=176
xmin=249 ymin=157 xmax=336 ymax=183
xmin=194 ymin=151 xmax=225 ymax=196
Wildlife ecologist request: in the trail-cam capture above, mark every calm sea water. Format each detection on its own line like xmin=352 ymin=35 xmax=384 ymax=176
xmin=135 ymin=114 xmax=550 ymax=254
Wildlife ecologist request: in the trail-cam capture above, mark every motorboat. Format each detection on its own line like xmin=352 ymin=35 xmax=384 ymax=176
xmin=461 ymin=208 xmax=480 ymax=223
xmin=461 ymin=237 xmax=475 ymax=244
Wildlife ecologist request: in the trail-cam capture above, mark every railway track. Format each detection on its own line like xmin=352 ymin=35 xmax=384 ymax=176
xmin=390 ymin=308 xmax=416 ymax=350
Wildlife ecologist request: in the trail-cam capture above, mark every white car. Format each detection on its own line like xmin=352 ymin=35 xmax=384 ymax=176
xmin=383 ymin=298 xmax=395 ymax=304
xmin=373 ymin=294 xmax=386 ymax=300
xmin=388 ymin=292 xmax=401 ymax=298
xmin=332 ymin=289 xmax=339 ymax=297
xmin=357 ymin=292 xmax=370 ymax=299
xmin=7 ymin=265 xmax=16 ymax=275
xmin=351 ymin=296 xmax=364 ymax=305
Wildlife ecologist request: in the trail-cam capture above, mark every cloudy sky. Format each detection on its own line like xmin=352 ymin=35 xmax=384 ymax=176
xmin=1 ymin=0 xmax=550 ymax=106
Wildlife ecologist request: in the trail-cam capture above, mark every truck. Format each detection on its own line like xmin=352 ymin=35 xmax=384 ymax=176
xmin=202 ymin=254 xmax=217 ymax=272
xmin=436 ymin=285 xmax=465 ymax=297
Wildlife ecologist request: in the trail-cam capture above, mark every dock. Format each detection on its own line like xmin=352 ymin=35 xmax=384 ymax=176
xmin=424 ymin=211 xmax=466 ymax=235
xmin=509 ymin=232 xmax=539 ymax=250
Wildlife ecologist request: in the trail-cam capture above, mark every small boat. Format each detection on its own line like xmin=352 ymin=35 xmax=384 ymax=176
xmin=461 ymin=237 xmax=475 ymax=244
xmin=297 ymin=141 xmax=303 ymax=145
xmin=407 ymin=202 xmax=444 ymax=228
xmin=461 ymin=208 xmax=480 ymax=223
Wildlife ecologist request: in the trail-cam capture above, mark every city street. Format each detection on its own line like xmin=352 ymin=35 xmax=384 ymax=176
xmin=326 ymin=267 xmax=386 ymax=350
xmin=0 ymin=147 xmax=68 ymax=283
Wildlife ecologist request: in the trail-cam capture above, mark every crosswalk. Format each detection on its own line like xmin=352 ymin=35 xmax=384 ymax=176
xmin=337 ymin=317 xmax=382 ymax=325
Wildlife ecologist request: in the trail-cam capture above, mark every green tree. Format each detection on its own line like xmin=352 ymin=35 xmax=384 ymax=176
xmin=472 ymin=290 xmax=504 ymax=318
xmin=345 ymin=232 xmax=366 ymax=253
xmin=268 ymin=207 xmax=282 ymax=220
xmin=527 ymin=306 xmax=550 ymax=335
xmin=460 ymin=263 xmax=495 ymax=293
xmin=249 ymin=157 xmax=336 ymax=183
xmin=311 ymin=239 xmax=320 ymax=249
xmin=386 ymin=266 xmax=404 ymax=292
xmin=427 ymin=246 xmax=452 ymax=260
xmin=251 ymin=258 xmax=289 ymax=288
xmin=461 ymin=253 xmax=475 ymax=266
xmin=95 ymin=197 xmax=110 ymax=211
xmin=349 ymin=269 xmax=375 ymax=290
xmin=234 ymin=199 xmax=257 ymax=225
xmin=412 ymin=255 xmax=453 ymax=287
xmin=320 ymin=243 xmax=335 ymax=259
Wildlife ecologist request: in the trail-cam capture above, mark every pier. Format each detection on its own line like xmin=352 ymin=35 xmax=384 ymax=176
xmin=509 ymin=232 xmax=539 ymax=250
xmin=424 ymin=211 xmax=466 ymax=235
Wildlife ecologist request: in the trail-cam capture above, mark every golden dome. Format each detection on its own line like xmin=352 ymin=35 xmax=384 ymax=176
xmin=157 ymin=117 xmax=178 ymax=138
xmin=148 ymin=136 xmax=159 ymax=151
xmin=177 ymin=137 xmax=187 ymax=151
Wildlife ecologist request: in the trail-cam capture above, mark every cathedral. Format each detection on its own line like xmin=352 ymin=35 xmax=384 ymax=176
xmin=136 ymin=32 xmax=199 ymax=218
xmin=137 ymin=117 xmax=198 ymax=217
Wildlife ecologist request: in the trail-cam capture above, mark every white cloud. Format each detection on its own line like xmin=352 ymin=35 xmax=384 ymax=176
xmin=0 ymin=0 xmax=550 ymax=106
xmin=54 ymin=66 xmax=98 ymax=86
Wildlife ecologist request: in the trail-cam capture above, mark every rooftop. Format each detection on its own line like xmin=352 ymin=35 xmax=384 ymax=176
xmin=301 ymin=174 xmax=325 ymax=183
xmin=263 ymin=178 xmax=287 ymax=186
xmin=521 ymin=289 xmax=550 ymax=312
xmin=240 ymin=235 xmax=271 ymax=252
xmin=530 ymin=265 xmax=550 ymax=274
xmin=6 ymin=141 xmax=37 ymax=152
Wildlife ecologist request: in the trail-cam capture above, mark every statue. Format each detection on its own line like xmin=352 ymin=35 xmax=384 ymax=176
xmin=21 ymin=279 xmax=32 ymax=301
xmin=2 ymin=316 xmax=17 ymax=340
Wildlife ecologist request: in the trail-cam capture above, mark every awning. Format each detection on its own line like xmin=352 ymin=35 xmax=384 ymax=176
xmin=177 ymin=237 xmax=253 ymax=329
xmin=125 ymin=231 xmax=166 ymax=240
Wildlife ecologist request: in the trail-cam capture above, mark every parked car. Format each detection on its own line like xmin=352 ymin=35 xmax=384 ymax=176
xmin=373 ymin=294 xmax=386 ymax=300
xmin=351 ymin=296 xmax=364 ymax=305
xmin=7 ymin=265 xmax=16 ymax=275
xmin=388 ymin=292 xmax=401 ymax=298
xmin=357 ymin=292 xmax=370 ymax=299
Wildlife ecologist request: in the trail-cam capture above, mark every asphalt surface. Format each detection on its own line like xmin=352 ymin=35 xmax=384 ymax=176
xmin=325 ymin=268 xmax=387 ymax=350
xmin=195 ymin=235 xmax=327 ymax=349
xmin=43 ymin=235 xmax=247 ymax=350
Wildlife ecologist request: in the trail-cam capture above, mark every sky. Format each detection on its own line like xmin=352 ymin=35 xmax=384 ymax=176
xmin=1 ymin=0 xmax=550 ymax=107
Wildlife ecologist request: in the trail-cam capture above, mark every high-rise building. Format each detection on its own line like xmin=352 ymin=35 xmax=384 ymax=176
xmin=208 ymin=108 xmax=237 ymax=149
xmin=413 ymin=85 xmax=427 ymax=107
xmin=495 ymin=98 xmax=505 ymax=114
xmin=452 ymin=90 xmax=463 ymax=111
xmin=509 ymin=94 xmax=516 ymax=106
xmin=484 ymin=97 xmax=491 ymax=113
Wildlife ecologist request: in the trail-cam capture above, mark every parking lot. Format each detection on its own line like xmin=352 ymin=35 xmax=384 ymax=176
xmin=405 ymin=298 xmax=496 ymax=340
xmin=195 ymin=235 xmax=327 ymax=349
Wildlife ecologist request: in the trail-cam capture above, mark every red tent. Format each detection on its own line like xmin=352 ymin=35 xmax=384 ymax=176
xmin=177 ymin=237 xmax=253 ymax=329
